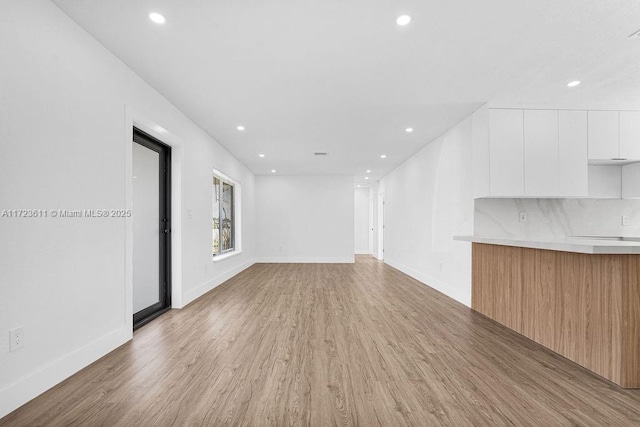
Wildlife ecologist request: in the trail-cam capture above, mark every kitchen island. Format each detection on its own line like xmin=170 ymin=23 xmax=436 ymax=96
xmin=455 ymin=236 xmax=640 ymax=388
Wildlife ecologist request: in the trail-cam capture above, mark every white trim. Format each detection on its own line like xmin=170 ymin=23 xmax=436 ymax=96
xmin=212 ymin=169 xmax=242 ymax=256
xmin=368 ymin=189 xmax=374 ymax=254
xmin=377 ymin=191 xmax=385 ymax=260
xmin=212 ymin=250 xmax=243 ymax=263
xmin=355 ymin=250 xmax=372 ymax=255
xmin=0 ymin=326 xmax=130 ymax=419
xmin=384 ymin=258 xmax=471 ymax=307
xmin=212 ymin=168 xmax=239 ymax=186
xmin=255 ymin=256 xmax=355 ymax=264
xmin=183 ymin=260 xmax=255 ymax=307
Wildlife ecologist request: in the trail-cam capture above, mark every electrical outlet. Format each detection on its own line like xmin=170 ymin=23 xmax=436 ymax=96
xmin=519 ymin=212 xmax=528 ymax=223
xmin=9 ymin=327 xmax=24 ymax=352
xmin=622 ymin=215 xmax=630 ymax=226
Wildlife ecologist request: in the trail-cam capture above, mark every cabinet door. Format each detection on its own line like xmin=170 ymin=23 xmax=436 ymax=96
xmin=559 ymin=111 xmax=588 ymax=197
xmin=490 ymin=109 xmax=524 ymax=196
xmin=524 ymin=110 xmax=559 ymax=196
xmin=588 ymin=111 xmax=619 ymax=159
xmin=620 ymin=111 xmax=640 ymax=160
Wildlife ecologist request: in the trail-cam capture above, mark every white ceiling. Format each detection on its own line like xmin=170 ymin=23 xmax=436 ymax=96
xmin=52 ymin=0 xmax=640 ymax=185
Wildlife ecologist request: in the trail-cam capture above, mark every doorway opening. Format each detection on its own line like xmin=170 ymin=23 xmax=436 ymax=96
xmin=377 ymin=193 xmax=385 ymax=260
xmin=132 ymin=128 xmax=171 ymax=330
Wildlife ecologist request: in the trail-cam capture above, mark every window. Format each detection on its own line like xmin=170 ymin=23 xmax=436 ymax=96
xmin=212 ymin=174 xmax=235 ymax=256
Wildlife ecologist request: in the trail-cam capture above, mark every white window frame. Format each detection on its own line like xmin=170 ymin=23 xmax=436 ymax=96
xmin=212 ymin=169 xmax=241 ymax=260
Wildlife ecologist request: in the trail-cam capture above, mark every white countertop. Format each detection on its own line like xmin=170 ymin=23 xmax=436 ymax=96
xmin=453 ymin=235 xmax=640 ymax=254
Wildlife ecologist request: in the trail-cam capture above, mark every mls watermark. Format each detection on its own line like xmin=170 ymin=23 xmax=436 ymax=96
xmin=1 ymin=209 xmax=132 ymax=218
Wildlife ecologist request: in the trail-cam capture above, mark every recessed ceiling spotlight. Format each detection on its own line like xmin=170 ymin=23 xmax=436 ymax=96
xmin=397 ymin=15 xmax=411 ymax=26
xmin=357 ymin=185 xmax=361 ymax=188
xmin=366 ymin=169 xmax=371 ymax=173
xmin=365 ymin=177 xmax=369 ymax=180
xmin=567 ymin=80 xmax=581 ymax=88
xmin=405 ymin=127 xmax=414 ymax=133
xmin=236 ymin=125 xmax=245 ymax=131
xmin=149 ymin=12 xmax=166 ymax=24
xmin=271 ymin=169 xmax=276 ymax=173
xmin=259 ymin=154 xmax=265 ymax=158
xmin=380 ymin=154 xmax=387 ymax=159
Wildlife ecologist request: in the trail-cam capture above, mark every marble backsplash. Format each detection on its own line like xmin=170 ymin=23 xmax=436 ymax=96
xmin=475 ymin=198 xmax=640 ymax=239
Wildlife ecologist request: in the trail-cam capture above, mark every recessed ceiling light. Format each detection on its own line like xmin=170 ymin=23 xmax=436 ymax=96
xmin=366 ymin=169 xmax=371 ymax=173
xmin=271 ymin=169 xmax=276 ymax=173
xmin=259 ymin=154 xmax=265 ymax=158
xmin=236 ymin=125 xmax=245 ymax=131
xmin=380 ymin=154 xmax=387 ymax=159
xmin=357 ymin=185 xmax=361 ymax=188
xmin=567 ymin=80 xmax=581 ymax=88
xmin=397 ymin=15 xmax=411 ymax=26
xmin=149 ymin=12 xmax=166 ymax=24
xmin=405 ymin=127 xmax=414 ymax=133
xmin=365 ymin=177 xmax=369 ymax=180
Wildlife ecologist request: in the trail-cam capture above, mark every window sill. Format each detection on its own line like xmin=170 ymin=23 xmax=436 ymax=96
xmin=212 ymin=250 xmax=242 ymax=263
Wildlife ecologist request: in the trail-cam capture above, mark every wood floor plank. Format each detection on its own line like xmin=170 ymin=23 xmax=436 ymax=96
xmin=2 ymin=256 xmax=640 ymax=426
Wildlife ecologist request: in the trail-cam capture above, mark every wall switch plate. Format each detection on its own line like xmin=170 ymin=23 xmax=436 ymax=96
xmin=9 ymin=327 xmax=24 ymax=352
xmin=519 ymin=212 xmax=528 ymax=223
xmin=622 ymin=215 xmax=630 ymax=226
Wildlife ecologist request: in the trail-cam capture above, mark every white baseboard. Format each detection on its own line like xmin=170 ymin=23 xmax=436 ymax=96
xmin=255 ymin=256 xmax=355 ymax=264
xmin=354 ymin=251 xmax=372 ymax=255
xmin=384 ymin=258 xmax=471 ymax=307
xmin=0 ymin=326 xmax=131 ymax=419
xmin=182 ymin=259 xmax=255 ymax=307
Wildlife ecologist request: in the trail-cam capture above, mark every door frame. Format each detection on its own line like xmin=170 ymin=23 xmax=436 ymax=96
xmin=377 ymin=192 xmax=384 ymax=260
xmin=132 ymin=128 xmax=172 ymax=329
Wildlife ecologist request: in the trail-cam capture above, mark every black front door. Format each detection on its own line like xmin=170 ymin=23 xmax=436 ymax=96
xmin=132 ymin=128 xmax=171 ymax=329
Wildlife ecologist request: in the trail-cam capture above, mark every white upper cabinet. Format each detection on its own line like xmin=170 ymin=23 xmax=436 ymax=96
xmin=489 ymin=109 xmax=524 ymax=196
xmin=587 ymin=110 xmax=640 ymax=161
xmin=588 ymin=111 xmax=619 ymax=159
xmin=474 ymin=108 xmax=635 ymax=198
xmin=620 ymin=111 xmax=640 ymax=160
xmin=524 ymin=110 xmax=559 ymax=197
xmin=558 ymin=111 xmax=588 ymax=197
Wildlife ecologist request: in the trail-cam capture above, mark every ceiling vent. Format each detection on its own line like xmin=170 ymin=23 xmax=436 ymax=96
xmin=314 ymin=152 xmax=328 ymax=156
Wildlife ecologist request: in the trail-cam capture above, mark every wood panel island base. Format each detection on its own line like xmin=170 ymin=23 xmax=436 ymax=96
xmin=471 ymin=242 xmax=640 ymax=388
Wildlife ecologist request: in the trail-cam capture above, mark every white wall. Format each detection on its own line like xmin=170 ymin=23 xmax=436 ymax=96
xmin=379 ymin=115 xmax=475 ymax=306
xmin=255 ymin=176 xmax=354 ymax=263
xmin=0 ymin=0 xmax=255 ymax=417
xmin=354 ymin=188 xmax=370 ymax=254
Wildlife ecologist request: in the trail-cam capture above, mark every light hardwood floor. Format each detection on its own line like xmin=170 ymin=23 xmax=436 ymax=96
xmin=2 ymin=256 xmax=640 ymax=426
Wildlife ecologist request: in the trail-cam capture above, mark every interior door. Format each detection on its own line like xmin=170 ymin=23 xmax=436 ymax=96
xmin=132 ymin=128 xmax=171 ymax=329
